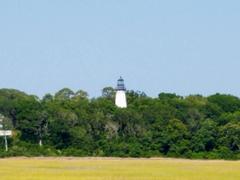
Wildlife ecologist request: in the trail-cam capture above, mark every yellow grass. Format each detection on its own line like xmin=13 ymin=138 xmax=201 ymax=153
xmin=0 ymin=157 xmax=240 ymax=180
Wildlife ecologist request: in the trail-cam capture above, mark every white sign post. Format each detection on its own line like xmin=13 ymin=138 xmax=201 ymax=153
xmin=0 ymin=115 xmax=12 ymax=151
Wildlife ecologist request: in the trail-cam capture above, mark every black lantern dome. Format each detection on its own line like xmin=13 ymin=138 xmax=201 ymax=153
xmin=117 ymin=76 xmax=126 ymax=91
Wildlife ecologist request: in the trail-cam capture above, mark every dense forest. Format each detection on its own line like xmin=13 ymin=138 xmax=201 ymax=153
xmin=0 ymin=88 xmax=240 ymax=159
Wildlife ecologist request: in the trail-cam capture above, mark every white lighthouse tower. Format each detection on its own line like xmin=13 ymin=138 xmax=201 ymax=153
xmin=115 ymin=77 xmax=127 ymax=108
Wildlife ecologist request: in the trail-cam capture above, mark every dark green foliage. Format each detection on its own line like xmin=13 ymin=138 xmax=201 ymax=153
xmin=0 ymin=88 xmax=240 ymax=159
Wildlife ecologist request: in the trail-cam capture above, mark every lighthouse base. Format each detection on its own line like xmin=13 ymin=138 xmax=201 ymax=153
xmin=115 ymin=91 xmax=127 ymax=108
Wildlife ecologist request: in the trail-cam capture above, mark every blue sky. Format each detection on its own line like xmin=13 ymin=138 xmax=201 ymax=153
xmin=0 ymin=0 xmax=240 ymax=97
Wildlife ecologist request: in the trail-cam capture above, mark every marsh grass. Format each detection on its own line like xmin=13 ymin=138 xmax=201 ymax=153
xmin=0 ymin=157 xmax=239 ymax=180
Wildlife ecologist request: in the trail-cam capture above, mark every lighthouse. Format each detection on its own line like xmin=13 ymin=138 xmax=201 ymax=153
xmin=115 ymin=77 xmax=127 ymax=108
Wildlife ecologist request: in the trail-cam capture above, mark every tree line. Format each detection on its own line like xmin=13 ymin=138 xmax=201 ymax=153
xmin=0 ymin=87 xmax=239 ymax=159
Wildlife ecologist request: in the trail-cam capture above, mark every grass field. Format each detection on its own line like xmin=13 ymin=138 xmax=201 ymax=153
xmin=0 ymin=157 xmax=239 ymax=180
